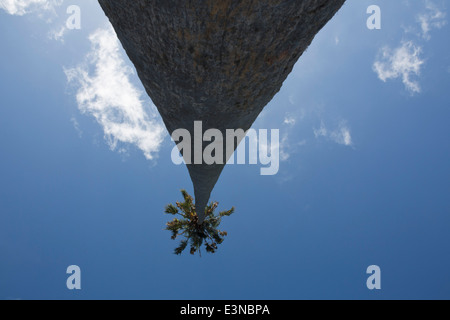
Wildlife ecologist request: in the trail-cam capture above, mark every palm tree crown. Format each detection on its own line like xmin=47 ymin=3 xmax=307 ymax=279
xmin=165 ymin=190 xmax=234 ymax=256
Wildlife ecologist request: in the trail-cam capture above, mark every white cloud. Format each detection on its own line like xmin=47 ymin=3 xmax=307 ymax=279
xmin=373 ymin=1 xmax=446 ymax=94
xmin=283 ymin=116 xmax=296 ymax=126
xmin=280 ymin=136 xmax=306 ymax=162
xmin=330 ymin=125 xmax=352 ymax=146
xmin=288 ymin=94 xmax=295 ymax=105
xmin=70 ymin=117 xmax=82 ymax=138
xmin=0 ymin=0 xmax=61 ymax=16
xmin=417 ymin=1 xmax=447 ymax=40
xmin=48 ymin=25 xmax=66 ymax=41
xmin=373 ymin=41 xmax=424 ymax=94
xmin=278 ymin=135 xmax=291 ymax=162
xmin=313 ymin=121 xmax=327 ymax=138
xmin=314 ymin=121 xmax=353 ymax=147
xmin=65 ymin=26 xmax=166 ymax=160
xmin=1 ymin=0 xmax=67 ymax=40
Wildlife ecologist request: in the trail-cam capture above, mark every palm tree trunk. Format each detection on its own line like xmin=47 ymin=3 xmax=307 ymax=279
xmin=98 ymin=0 xmax=346 ymax=223
xmin=187 ymin=163 xmax=224 ymax=223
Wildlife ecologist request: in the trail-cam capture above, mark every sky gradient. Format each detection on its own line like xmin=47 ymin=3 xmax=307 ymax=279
xmin=0 ymin=0 xmax=449 ymax=299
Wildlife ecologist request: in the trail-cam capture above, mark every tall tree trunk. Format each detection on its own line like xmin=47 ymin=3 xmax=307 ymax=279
xmin=98 ymin=0 xmax=346 ymax=223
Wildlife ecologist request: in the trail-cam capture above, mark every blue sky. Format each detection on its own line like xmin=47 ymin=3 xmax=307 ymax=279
xmin=0 ymin=0 xmax=449 ymax=299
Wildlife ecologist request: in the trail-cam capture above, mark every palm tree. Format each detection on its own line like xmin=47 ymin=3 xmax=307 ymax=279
xmin=99 ymin=0 xmax=346 ymax=225
xmin=165 ymin=190 xmax=234 ymax=256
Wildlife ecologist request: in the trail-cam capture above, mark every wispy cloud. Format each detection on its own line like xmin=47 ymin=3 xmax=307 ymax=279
xmin=48 ymin=25 xmax=66 ymax=41
xmin=280 ymin=113 xmax=307 ymax=161
xmin=417 ymin=0 xmax=447 ymax=40
xmin=0 ymin=0 xmax=62 ymax=16
xmin=278 ymin=135 xmax=292 ymax=162
xmin=65 ymin=26 xmax=166 ymax=160
xmin=314 ymin=120 xmax=353 ymax=147
xmin=373 ymin=41 xmax=424 ymax=94
xmin=70 ymin=117 xmax=82 ymax=138
xmin=313 ymin=121 xmax=328 ymax=139
xmin=283 ymin=116 xmax=296 ymax=126
xmin=1 ymin=0 xmax=67 ymax=41
xmin=373 ymin=1 xmax=446 ymax=94
xmin=330 ymin=124 xmax=352 ymax=147
xmin=288 ymin=94 xmax=295 ymax=106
